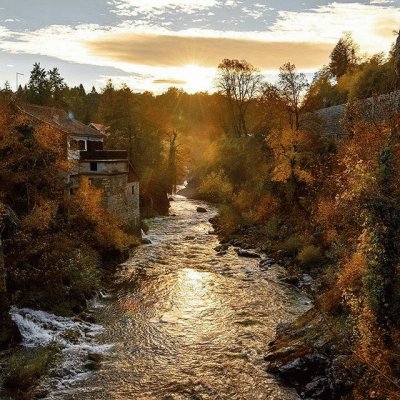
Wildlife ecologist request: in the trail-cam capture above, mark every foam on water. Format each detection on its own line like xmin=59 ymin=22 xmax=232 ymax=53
xmin=9 ymin=305 xmax=113 ymax=395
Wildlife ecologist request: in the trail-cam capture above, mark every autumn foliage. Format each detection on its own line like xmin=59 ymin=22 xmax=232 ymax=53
xmin=0 ymin=101 xmax=134 ymax=313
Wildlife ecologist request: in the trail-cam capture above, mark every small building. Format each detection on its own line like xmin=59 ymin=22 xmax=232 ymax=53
xmin=17 ymin=103 xmax=140 ymax=232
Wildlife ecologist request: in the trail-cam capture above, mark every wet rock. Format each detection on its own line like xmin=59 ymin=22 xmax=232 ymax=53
xmin=141 ymin=238 xmax=152 ymax=245
xmin=216 ymin=251 xmax=227 ymax=256
xmin=170 ymin=213 xmax=177 ymax=217
xmin=185 ymin=235 xmax=196 ymax=240
xmin=302 ymin=377 xmax=330 ymax=398
xmin=259 ymin=258 xmax=274 ymax=269
xmin=168 ymin=197 xmax=174 ymax=201
xmin=34 ymin=388 xmax=49 ymax=399
xmin=196 ymin=207 xmax=207 ymax=213
xmin=235 ymin=249 xmax=261 ymax=258
xmin=88 ymin=352 xmax=104 ymax=363
xmin=85 ymin=361 xmax=101 ymax=371
xmin=264 ymin=345 xmax=297 ymax=362
xmin=280 ymin=275 xmax=301 ymax=286
xmin=276 ymin=322 xmax=290 ymax=334
xmin=276 ymin=353 xmax=330 ymax=386
xmin=214 ymin=244 xmax=229 ymax=252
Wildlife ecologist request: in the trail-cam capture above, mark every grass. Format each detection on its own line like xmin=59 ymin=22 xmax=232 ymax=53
xmin=4 ymin=344 xmax=60 ymax=393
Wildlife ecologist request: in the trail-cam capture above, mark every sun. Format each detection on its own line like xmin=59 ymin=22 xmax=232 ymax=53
xmin=180 ymin=64 xmax=214 ymax=93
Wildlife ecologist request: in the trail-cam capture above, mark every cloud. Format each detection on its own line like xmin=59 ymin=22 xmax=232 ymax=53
xmin=110 ymin=0 xmax=219 ymax=16
xmin=0 ymin=1 xmax=399 ymax=93
xmin=269 ymin=2 xmax=400 ymax=53
xmin=153 ymin=78 xmax=187 ymax=84
xmin=370 ymin=0 xmax=394 ymax=4
xmin=86 ymin=32 xmax=332 ymax=70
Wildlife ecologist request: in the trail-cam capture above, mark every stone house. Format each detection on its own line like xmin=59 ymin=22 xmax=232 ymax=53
xmin=17 ymin=103 xmax=140 ymax=232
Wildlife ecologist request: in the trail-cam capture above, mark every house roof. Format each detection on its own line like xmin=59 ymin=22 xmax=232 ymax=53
xmin=17 ymin=103 xmax=105 ymax=139
xmin=88 ymin=123 xmax=110 ymax=135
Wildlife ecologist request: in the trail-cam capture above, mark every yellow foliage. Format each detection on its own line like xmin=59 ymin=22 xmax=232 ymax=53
xmin=198 ymin=170 xmax=233 ymax=203
xmin=22 ymin=199 xmax=58 ymax=232
xmin=338 ymin=251 xmax=367 ymax=293
xmin=232 ymin=190 xmax=254 ymax=212
xmin=35 ymin=123 xmax=63 ymax=155
xmin=270 ymin=128 xmax=314 ymax=184
xmin=254 ymin=193 xmax=278 ymax=222
xmin=75 ymin=177 xmax=131 ymax=251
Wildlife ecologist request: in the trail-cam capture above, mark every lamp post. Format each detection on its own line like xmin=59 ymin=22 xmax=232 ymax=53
xmin=16 ymin=73 xmax=24 ymax=92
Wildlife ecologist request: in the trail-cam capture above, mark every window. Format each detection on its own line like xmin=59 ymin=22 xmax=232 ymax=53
xmin=78 ymin=140 xmax=86 ymax=151
xmin=69 ymin=140 xmax=79 ymax=150
xmin=90 ymin=162 xmax=98 ymax=171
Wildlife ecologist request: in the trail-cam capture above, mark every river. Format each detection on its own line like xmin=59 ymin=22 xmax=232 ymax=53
xmin=7 ymin=195 xmax=311 ymax=400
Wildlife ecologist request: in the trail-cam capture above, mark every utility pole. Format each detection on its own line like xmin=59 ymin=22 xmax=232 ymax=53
xmin=16 ymin=73 xmax=24 ymax=92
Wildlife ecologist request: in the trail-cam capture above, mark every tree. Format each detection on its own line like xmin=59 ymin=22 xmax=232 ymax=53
xmin=27 ymin=63 xmax=50 ymax=105
xmin=278 ymin=62 xmax=309 ymax=131
xmin=2 ymin=81 xmax=12 ymax=93
xmin=303 ymin=67 xmax=346 ymax=111
xmin=48 ymin=67 xmax=66 ymax=105
xmin=217 ymin=59 xmax=263 ymax=137
xmin=329 ymin=33 xmax=358 ymax=79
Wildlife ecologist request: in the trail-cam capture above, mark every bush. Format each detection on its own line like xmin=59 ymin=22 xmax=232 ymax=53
xmin=261 ymin=215 xmax=282 ymax=240
xmin=297 ymin=245 xmax=324 ymax=267
xmin=218 ymin=204 xmax=241 ymax=235
xmin=197 ymin=170 xmax=233 ymax=203
xmin=65 ymin=247 xmax=101 ymax=302
xmin=4 ymin=345 xmax=59 ymax=392
xmin=280 ymin=234 xmax=308 ymax=256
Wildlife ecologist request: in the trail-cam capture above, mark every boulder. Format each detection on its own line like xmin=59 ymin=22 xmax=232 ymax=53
xmin=280 ymin=275 xmax=301 ymax=286
xmin=235 ymin=249 xmax=261 ymax=258
xmin=260 ymin=258 xmax=275 ymax=269
xmin=196 ymin=207 xmax=207 ymax=213
xmin=214 ymin=244 xmax=229 ymax=252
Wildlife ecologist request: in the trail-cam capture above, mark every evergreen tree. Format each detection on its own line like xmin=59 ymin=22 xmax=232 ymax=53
xmin=28 ymin=63 xmax=50 ymax=105
xmin=329 ymin=33 xmax=358 ymax=79
xmin=48 ymin=67 xmax=66 ymax=105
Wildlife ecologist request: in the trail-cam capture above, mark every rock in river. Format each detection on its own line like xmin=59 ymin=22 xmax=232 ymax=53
xmin=196 ymin=206 xmax=207 ymax=213
xmin=235 ymin=249 xmax=261 ymax=258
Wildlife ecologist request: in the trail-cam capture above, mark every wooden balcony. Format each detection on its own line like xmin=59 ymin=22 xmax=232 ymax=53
xmin=80 ymin=150 xmax=128 ymax=161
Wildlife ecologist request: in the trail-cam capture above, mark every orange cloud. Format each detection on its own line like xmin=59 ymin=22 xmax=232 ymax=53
xmin=86 ymin=33 xmax=333 ymax=70
xmin=153 ymin=78 xmax=187 ymax=84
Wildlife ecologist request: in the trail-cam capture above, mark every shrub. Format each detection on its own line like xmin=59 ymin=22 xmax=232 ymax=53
xmin=4 ymin=345 xmax=59 ymax=392
xmin=218 ymin=204 xmax=241 ymax=235
xmin=197 ymin=170 xmax=233 ymax=203
xmin=261 ymin=215 xmax=282 ymax=240
xmin=141 ymin=220 xmax=150 ymax=234
xmin=65 ymin=247 xmax=101 ymax=302
xmin=297 ymin=245 xmax=324 ymax=267
xmin=280 ymin=234 xmax=308 ymax=256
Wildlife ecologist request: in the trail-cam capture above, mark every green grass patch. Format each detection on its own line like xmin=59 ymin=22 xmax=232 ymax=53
xmin=4 ymin=344 xmax=60 ymax=392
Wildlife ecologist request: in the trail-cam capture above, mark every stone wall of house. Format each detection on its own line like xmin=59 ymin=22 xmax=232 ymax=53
xmin=79 ymin=160 xmax=128 ymax=175
xmin=83 ymin=173 xmax=140 ymax=232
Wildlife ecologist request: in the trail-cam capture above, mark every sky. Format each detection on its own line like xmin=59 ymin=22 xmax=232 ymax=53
xmin=0 ymin=0 xmax=399 ymax=93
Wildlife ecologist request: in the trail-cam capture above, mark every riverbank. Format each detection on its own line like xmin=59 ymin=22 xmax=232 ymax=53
xmin=0 ymin=246 xmax=133 ymax=400
xmin=206 ymin=210 xmax=357 ymax=399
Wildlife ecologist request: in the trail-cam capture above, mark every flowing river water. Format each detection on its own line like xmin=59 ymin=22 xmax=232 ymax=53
xmin=5 ymin=196 xmax=311 ymax=400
